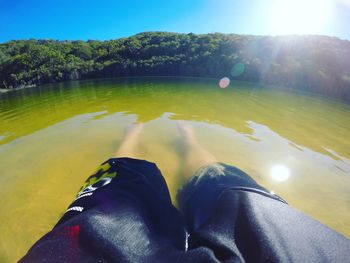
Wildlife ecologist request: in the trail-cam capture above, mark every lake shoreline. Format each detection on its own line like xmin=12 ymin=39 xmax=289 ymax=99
xmin=0 ymin=85 xmax=36 ymax=93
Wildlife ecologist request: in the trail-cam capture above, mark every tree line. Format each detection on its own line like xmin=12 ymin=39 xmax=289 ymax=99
xmin=1 ymin=31 xmax=350 ymax=101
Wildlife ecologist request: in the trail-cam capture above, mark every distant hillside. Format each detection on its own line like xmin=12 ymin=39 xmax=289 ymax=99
xmin=1 ymin=32 xmax=350 ymax=101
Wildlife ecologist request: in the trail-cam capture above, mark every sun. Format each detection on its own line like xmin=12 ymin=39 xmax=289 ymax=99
xmin=268 ymin=0 xmax=333 ymax=35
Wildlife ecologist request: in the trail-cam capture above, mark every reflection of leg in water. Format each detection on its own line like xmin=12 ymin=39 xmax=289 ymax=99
xmin=177 ymin=121 xmax=216 ymax=178
xmin=115 ymin=122 xmax=144 ymax=158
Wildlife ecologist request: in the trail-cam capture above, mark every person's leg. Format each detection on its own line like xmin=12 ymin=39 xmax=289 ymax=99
xmin=115 ymin=122 xmax=144 ymax=158
xmin=177 ymin=124 xmax=350 ymax=262
xmin=20 ymin=124 xmax=187 ymax=263
xmin=177 ymin=121 xmax=217 ymax=178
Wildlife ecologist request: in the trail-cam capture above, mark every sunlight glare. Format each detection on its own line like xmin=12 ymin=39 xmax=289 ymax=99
xmin=340 ymin=0 xmax=350 ymax=6
xmin=269 ymin=0 xmax=333 ymax=35
xmin=270 ymin=165 xmax=291 ymax=182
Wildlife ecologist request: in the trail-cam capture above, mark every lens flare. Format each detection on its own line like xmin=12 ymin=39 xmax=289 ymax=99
xmin=219 ymin=77 xmax=230 ymax=88
xmin=219 ymin=77 xmax=230 ymax=89
xmin=270 ymin=165 xmax=290 ymax=182
xmin=231 ymin=63 xmax=245 ymax=77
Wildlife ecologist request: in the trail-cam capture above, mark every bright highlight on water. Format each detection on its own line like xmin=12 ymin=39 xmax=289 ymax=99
xmin=270 ymin=165 xmax=291 ymax=182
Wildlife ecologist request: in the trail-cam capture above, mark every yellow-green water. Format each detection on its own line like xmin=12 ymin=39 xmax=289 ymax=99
xmin=0 ymin=77 xmax=349 ymax=262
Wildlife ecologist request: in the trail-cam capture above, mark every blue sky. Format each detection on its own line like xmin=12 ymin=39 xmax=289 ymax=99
xmin=0 ymin=0 xmax=349 ymax=43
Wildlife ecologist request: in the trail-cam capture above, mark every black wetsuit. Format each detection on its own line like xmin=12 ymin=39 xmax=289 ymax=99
xmin=20 ymin=158 xmax=350 ymax=262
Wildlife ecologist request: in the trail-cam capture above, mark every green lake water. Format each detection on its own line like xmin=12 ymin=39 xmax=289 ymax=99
xmin=0 ymin=77 xmax=350 ymax=262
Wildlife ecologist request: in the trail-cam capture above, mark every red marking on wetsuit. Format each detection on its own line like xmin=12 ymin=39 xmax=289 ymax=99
xmin=67 ymin=225 xmax=80 ymax=239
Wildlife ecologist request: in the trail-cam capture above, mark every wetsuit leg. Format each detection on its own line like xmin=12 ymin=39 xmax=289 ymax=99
xmin=20 ymin=158 xmax=187 ymax=263
xmin=177 ymin=163 xmax=350 ymax=262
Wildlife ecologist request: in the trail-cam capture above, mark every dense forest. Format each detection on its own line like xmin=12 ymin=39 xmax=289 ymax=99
xmin=1 ymin=32 xmax=350 ymax=101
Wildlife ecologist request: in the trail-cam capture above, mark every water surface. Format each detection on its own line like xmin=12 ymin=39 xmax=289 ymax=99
xmin=0 ymin=77 xmax=350 ymax=262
